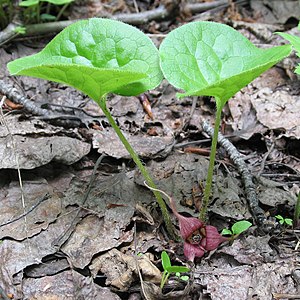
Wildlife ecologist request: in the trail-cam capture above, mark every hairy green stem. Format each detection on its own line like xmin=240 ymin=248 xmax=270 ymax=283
xmin=200 ymin=105 xmax=222 ymax=222
xmin=98 ymin=97 xmax=177 ymax=240
xmin=294 ymin=193 xmax=300 ymax=226
xmin=56 ymin=3 xmax=69 ymax=21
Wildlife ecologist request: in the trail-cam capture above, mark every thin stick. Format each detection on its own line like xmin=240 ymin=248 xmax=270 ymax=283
xmin=202 ymin=120 xmax=266 ymax=226
xmin=52 ymin=153 xmax=106 ymax=248
xmin=0 ymin=194 xmax=49 ymax=228
xmin=143 ymin=181 xmax=172 ymax=204
xmin=0 ymin=0 xmax=244 ymax=46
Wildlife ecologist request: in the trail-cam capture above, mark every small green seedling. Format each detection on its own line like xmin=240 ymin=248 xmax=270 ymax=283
xmin=160 ymin=251 xmax=190 ymax=290
xmin=159 ymin=21 xmax=292 ymax=222
xmin=275 ymin=215 xmax=293 ymax=226
xmin=19 ymin=0 xmax=74 ymax=23
xmin=221 ymin=220 xmax=252 ymax=239
xmin=14 ymin=26 xmax=26 ymax=34
xmin=175 ymin=272 xmax=189 ymax=281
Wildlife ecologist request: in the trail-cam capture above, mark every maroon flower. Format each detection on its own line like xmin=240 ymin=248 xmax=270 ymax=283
xmin=170 ymin=197 xmax=227 ymax=261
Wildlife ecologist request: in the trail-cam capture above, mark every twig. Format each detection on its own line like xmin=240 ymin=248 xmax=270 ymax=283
xmin=202 ymin=120 xmax=267 ymax=226
xmin=0 ymin=0 xmax=242 ymax=46
xmin=272 ymin=293 xmax=300 ymax=300
xmin=0 ymin=194 xmax=49 ymax=228
xmin=0 ymin=79 xmax=100 ymax=128
xmin=52 ymin=153 xmax=106 ymax=249
xmin=182 ymin=96 xmax=198 ymax=131
xmin=0 ymin=80 xmax=50 ymax=116
xmin=257 ymin=142 xmax=274 ymax=177
xmin=0 ymin=0 xmax=23 ymax=46
xmin=185 ymin=0 xmax=228 ymax=14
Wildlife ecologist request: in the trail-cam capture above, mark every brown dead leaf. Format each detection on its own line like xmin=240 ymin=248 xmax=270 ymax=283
xmin=61 ymin=215 xmax=134 ymax=269
xmin=22 ymin=270 xmax=121 ymax=300
xmin=251 ymin=88 xmax=300 ymax=139
xmin=93 ymin=127 xmax=173 ymax=159
xmin=0 ymin=208 xmax=78 ymax=298
xmin=250 ymin=0 xmax=300 ymax=24
xmin=0 ymin=178 xmax=61 ymax=240
xmin=0 ymin=115 xmax=90 ymax=169
xmin=90 ymin=249 xmax=161 ymax=292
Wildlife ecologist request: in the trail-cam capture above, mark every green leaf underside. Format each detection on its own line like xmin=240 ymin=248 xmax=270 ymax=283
xmin=8 ymin=18 xmax=163 ymax=99
xmin=160 ymin=21 xmax=292 ymax=106
xmin=161 ymin=251 xmax=171 ymax=270
xmin=277 ymin=32 xmax=300 ymax=56
xmin=277 ymin=31 xmax=300 ymax=74
xmin=166 ymin=266 xmax=190 ymax=273
xmin=231 ymin=220 xmax=252 ymax=235
xmin=8 ymin=63 xmax=146 ymax=101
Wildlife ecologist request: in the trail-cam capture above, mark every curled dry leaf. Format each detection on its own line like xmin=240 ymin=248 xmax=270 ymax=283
xmin=90 ymin=249 xmax=161 ymax=292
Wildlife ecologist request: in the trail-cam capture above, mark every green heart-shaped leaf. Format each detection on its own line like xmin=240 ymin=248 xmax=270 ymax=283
xmin=160 ymin=21 xmax=292 ymax=108
xmin=8 ymin=18 xmax=163 ymax=101
xmin=231 ymin=220 xmax=252 ymax=235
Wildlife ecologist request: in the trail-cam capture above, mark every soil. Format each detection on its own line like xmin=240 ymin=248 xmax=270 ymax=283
xmin=0 ymin=1 xmax=299 ymax=299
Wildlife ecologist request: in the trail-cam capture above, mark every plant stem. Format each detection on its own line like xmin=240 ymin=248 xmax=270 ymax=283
xmin=294 ymin=193 xmax=300 ymax=226
xmin=98 ymin=97 xmax=177 ymax=240
xmin=56 ymin=3 xmax=69 ymax=21
xmin=36 ymin=3 xmax=40 ymax=23
xmin=199 ymin=105 xmax=222 ymax=222
xmin=160 ymin=271 xmax=169 ymax=289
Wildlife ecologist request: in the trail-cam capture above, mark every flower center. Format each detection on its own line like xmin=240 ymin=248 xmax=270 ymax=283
xmin=187 ymin=229 xmax=202 ymax=245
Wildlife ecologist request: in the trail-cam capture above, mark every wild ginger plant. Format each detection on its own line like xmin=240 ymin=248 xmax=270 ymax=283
xmin=159 ymin=21 xmax=292 ymax=222
xmin=7 ymin=18 xmax=177 ymax=238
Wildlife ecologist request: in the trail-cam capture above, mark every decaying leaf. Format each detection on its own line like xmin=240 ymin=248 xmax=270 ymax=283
xmin=90 ymin=249 xmax=161 ymax=291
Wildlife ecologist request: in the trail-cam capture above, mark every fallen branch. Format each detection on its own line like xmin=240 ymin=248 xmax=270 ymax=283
xmin=0 ymin=0 xmax=23 ymax=46
xmin=0 ymin=0 xmax=244 ymax=46
xmin=0 ymin=194 xmax=49 ymax=228
xmin=202 ymin=120 xmax=267 ymax=227
xmin=0 ymin=79 xmax=100 ymax=128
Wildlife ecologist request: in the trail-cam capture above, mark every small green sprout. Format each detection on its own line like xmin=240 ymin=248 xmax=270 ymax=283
xmin=14 ymin=26 xmax=26 ymax=34
xmin=19 ymin=0 xmax=74 ymax=23
xmin=221 ymin=220 xmax=252 ymax=239
xmin=275 ymin=215 xmax=293 ymax=226
xmin=175 ymin=272 xmax=189 ymax=281
xmin=160 ymin=251 xmax=190 ymax=290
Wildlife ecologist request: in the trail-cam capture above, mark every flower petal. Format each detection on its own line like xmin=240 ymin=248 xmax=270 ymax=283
xmin=184 ymin=242 xmax=205 ymax=262
xmin=203 ymin=225 xmax=227 ymax=251
xmin=169 ymin=197 xmax=204 ymax=239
